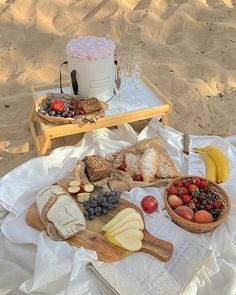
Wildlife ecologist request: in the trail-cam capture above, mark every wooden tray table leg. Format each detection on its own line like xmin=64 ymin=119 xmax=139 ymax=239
xmin=39 ymin=132 xmax=51 ymax=156
xmin=161 ymin=114 xmax=169 ymax=126
xmin=28 ymin=107 xmax=35 ymax=130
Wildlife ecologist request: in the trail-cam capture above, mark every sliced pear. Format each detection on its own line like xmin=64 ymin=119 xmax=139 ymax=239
xmin=108 ymin=229 xmax=143 ymax=251
xmin=102 ymin=208 xmax=136 ymax=232
xmin=68 ymin=186 xmax=80 ymax=194
xmin=107 ymin=220 xmax=144 ymax=236
xmin=69 ymin=180 xmax=81 ymax=187
xmin=77 ymin=192 xmax=90 ymax=203
xmin=84 ymin=183 xmax=94 ymax=193
xmin=105 ymin=233 xmax=122 ymax=248
xmin=106 ymin=212 xmax=143 ymax=234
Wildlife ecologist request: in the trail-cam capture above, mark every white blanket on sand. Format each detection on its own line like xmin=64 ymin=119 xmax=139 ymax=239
xmin=0 ymin=117 xmax=236 ymax=295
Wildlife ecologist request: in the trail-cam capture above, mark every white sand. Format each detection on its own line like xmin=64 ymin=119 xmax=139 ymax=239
xmin=0 ymin=0 xmax=236 ymax=177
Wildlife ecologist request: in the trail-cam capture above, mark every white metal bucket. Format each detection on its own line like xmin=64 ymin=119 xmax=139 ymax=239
xmin=67 ymin=54 xmax=115 ymax=102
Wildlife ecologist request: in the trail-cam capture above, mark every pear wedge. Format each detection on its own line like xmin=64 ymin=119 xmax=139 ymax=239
xmin=102 ymin=208 xmax=136 ymax=232
xmin=107 ymin=220 xmax=144 ymax=236
xmin=107 ymin=229 xmax=143 ymax=251
xmin=105 ymin=212 xmax=143 ymax=234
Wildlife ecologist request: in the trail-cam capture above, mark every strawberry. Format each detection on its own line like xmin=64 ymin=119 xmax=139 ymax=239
xmin=176 ymin=181 xmax=184 ymax=188
xmin=181 ymin=194 xmax=191 ymax=203
xmin=198 ymin=180 xmax=208 ymax=188
xmin=51 ymin=100 xmax=64 ymax=112
xmin=167 ymin=185 xmax=178 ymax=195
xmin=191 ymin=177 xmax=201 ymax=187
xmin=184 ymin=180 xmax=192 ymax=187
xmin=188 ymin=184 xmax=199 ymax=194
xmin=178 ymin=187 xmax=188 ymax=195
xmin=133 ymin=174 xmax=143 ymax=181
xmin=117 ymin=163 xmax=126 ymax=172
xmin=78 ymin=109 xmax=85 ymax=115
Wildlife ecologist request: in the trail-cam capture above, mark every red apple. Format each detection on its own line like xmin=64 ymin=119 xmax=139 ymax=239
xmin=168 ymin=195 xmax=183 ymax=209
xmin=141 ymin=196 xmax=158 ymax=214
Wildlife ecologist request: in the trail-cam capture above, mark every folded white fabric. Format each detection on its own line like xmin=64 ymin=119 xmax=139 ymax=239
xmin=0 ymin=119 xmax=236 ymax=294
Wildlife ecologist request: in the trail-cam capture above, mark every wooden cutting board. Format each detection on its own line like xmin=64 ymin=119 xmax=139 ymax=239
xmin=26 ymin=199 xmax=173 ymax=262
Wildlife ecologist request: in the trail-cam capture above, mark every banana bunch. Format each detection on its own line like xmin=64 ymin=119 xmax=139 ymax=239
xmin=194 ymin=145 xmax=229 ymax=183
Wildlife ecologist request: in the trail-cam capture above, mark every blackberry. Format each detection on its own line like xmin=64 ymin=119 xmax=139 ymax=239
xmin=108 ymin=203 xmax=114 ymax=210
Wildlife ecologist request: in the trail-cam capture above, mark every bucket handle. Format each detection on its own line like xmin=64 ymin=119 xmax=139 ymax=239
xmin=59 ymin=61 xmax=79 ymax=95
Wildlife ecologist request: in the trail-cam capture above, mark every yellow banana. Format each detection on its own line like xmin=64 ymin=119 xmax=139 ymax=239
xmin=197 ymin=145 xmax=229 ymax=183
xmin=194 ymin=149 xmax=217 ymax=182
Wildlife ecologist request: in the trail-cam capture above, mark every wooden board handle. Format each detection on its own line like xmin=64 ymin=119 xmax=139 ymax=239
xmin=141 ymin=230 xmax=173 ymax=262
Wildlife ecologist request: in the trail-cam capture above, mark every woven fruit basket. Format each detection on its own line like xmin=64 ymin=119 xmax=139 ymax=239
xmin=35 ymin=93 xmax=107 ymax=125
xmin=164 ymin=176 xmax=231 ymax=233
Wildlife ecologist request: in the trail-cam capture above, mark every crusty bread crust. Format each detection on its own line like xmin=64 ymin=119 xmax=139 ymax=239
xmin=77 ymin=97 xmax=103 ymax=114
xmin=83 ymin=155 xmax=112 ymax=182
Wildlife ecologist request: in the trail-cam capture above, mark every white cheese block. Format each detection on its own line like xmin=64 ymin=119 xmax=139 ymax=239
xmin=47 ymin=194 xmax=86 ymax=239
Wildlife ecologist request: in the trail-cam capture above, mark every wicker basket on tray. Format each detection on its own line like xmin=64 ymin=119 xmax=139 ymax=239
xmin=35 ymin=93 xmax=107 ymax=125
xmin=164 ymin=176 xmax=231 ymax=233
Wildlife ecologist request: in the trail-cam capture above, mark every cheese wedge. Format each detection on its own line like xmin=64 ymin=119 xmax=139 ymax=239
xmin=106 ymin=212 xmax=143 ymax=234
xmin=107 ymin=220 xmax=144 ymax=236
xmin=102 ymin=208 xmax=136 ymax=232
xmin=107 ymin=229 xmax=143 ymax=251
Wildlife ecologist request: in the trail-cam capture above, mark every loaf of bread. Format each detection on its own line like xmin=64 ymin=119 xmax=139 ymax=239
xmin=77 ymin=97 xmax=103 ymax=114
xmin=36 ymin=185 xmax=86 ymax=240
xmin=83 ymin=155 xmax=112 ymax=182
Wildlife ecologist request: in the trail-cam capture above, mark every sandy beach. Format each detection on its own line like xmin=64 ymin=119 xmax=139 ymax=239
xmin=0 ymin=0 xmax=236 ymax=177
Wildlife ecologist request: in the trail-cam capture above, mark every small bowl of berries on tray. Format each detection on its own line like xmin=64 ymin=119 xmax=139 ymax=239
xmin=35 ymin=93 xmax=107 ymax=125
xmin=164 ymin=176 xmax=231 ymax=233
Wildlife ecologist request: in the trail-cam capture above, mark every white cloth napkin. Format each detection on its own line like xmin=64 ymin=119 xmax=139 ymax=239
xmin=0 ymin=118 xmax=236 ymax=295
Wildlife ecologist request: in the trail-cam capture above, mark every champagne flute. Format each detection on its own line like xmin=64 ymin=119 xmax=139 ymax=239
xmin=127 ymin=48 xmax=144 ymax=106
xmin=108 ymin=52 xmax=129 ymax=115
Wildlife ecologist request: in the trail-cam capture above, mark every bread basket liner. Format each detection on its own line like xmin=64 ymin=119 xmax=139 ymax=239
xmin=63 ymin=137 xmax=180 ymax=192
xmin=35 ymin=93 xmax=107 ymax=126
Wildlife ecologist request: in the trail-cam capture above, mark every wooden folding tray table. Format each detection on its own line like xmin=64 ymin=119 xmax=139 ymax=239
xmin=28 ymin=76 xmax=172 ymax=156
